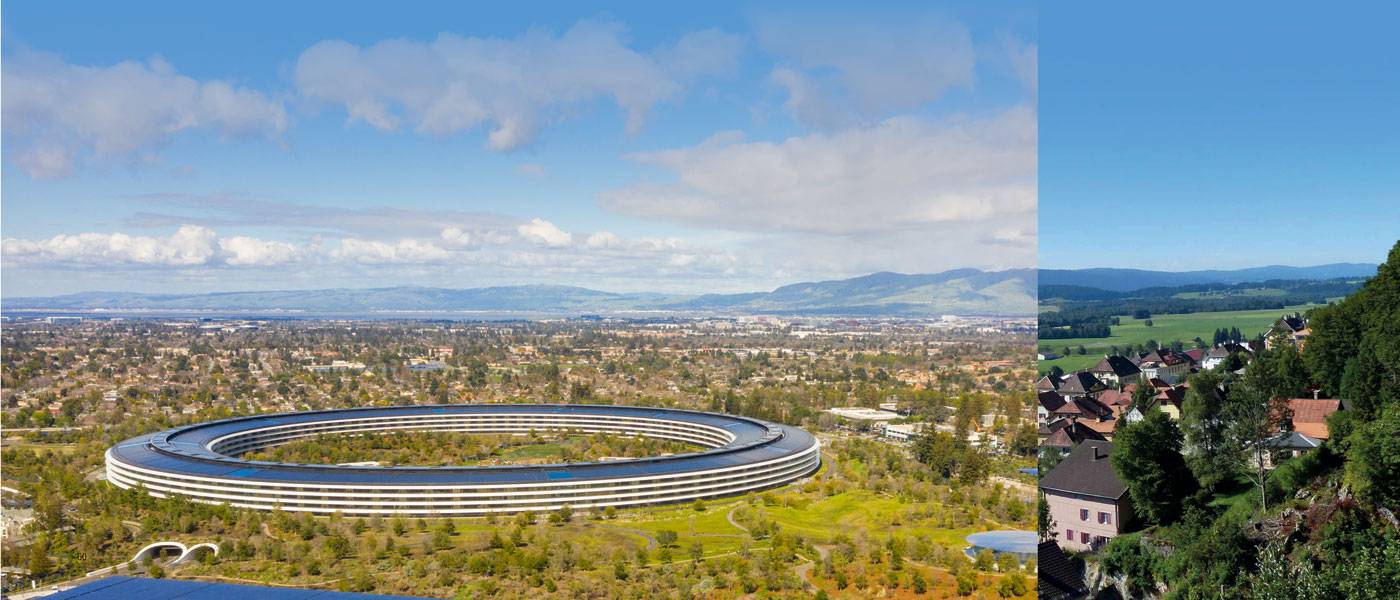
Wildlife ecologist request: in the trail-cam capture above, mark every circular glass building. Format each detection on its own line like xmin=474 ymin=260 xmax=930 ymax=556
xmin=106 ymin=404 xmax=820 ymax=516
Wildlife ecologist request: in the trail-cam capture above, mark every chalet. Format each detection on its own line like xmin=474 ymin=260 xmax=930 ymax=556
xmin=1040 ymin=441 xmax=1132 ymax=552
xmin=1038 ymin=390 xmax=1066 ymax=424
xmin=1058 ymin=371 xmax=1107 ymax=398
xmin=1283 ymin=398 xmax=1341 ymax=440
xmin=1089 ymin=355 xmax=1141 ymax=387
xmin=1267 ymin=315 xmax=1310 ymax=349
xmin=1135 ymin=350 xmax=1190 ymax=384
xmin=1042 ymin=420 xmax=1108 ymax=453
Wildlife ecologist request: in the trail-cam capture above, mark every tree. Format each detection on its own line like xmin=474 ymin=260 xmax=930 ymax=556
xmin=27 ymin=535 xmax=53 ymax=579
xmin=1048 ymin=365 xmax=1065 ymax=379
xmin=1111 ymin=410 xmax=1196 ymax=526
xmin=1346 ymin=405 xmax=1400 ymax=506
xmin=656 ymin=529 xmax=678 ymax=548
xmin=1227 ymin=365 xmax=1293 ymax=513
xmin=1100 ymin=534 xmax=1157 ymax=597
xmin=911 ymin=570 xmax=927 ymax=594
xmin=913 ymin=430 xmax=957 ymax=478
xmin=1179 ymin=369 xmax=1236 ymax=491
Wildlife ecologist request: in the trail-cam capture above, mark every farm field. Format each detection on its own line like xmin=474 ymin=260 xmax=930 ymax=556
xmin=1037 ymin=304 xmax=1319 ymax=374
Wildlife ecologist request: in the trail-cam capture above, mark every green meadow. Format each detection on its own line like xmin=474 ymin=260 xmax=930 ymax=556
xmin=1037 ymin=304 xmax=1319 ymax=374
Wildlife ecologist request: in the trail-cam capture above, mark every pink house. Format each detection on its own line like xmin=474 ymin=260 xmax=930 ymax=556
xmin=1040 ymin=440 xmax=1132 ymax=552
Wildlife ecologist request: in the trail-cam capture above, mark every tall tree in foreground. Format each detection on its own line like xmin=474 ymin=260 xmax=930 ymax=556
xmin=1226 ymin=362 xmax=1292 ymax=513
xmin=1111 ymin=410 xmax=1197 ymax=526
xmin=1179 ymin=369 xmax=1236 ymax=491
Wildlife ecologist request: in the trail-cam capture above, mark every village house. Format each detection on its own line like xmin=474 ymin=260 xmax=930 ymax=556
xmin=1089 ymin=355 xmax=1141 ymax=387
xmin=1267 ymin=315 xmax=1310 ymax=349
xmin=1040 ymin=440 xmax=1133 ymax=552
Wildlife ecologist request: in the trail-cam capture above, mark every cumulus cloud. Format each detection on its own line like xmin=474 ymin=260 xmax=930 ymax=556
xmin=2 ymin=50 xmax=287 ymax=178
xmin=585 ymin=231 xmax=623 ymax=249
xmin=218 ymin=236 xmax=300 ymax=266
xmin=599 ymin=105 xmax=1036 ymax=235
xmin=2 ymin=225 xmax=218 ymax=266
xmin=439 ymin=227 xmax=473 ymax=248
xmin=516 ymin=218 xmax=574 ymax=248
xmin=333 ymin=238 xmax=452 ymax=264
xmin=756 ymin=11 xmax=975 ymax=125
xmin=294 ymin=21 xmax=741 ymax=150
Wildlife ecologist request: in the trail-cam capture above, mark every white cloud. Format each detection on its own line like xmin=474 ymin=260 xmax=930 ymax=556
xmin=756 ymin=11 xmax=975 ymax=125
xmin=218 ymin=236 xmax=300 ymax=266
xmin=2 ymin=50 xmax=287 ymax=178
xmin=439 ymin=227 xmax=473 ymax=248
xmin=2 ymin=225 xmax=218 ymax=266
xmin=599 ymin=106 xmax=1036 ymax=235
xmin=585 ymin=231 xmax=623 ymax=249
xmin=334 ymin=238 xmax=452 ymax=264
xmin=293 ymin=21 xmax=739 ymax=150
xmin=516 ymin=218 xmax=574 ymax=248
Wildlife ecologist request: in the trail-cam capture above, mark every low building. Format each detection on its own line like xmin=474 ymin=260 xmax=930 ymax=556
xmin=881 ymin=422 xmax=925 ymax=442
xmin=825 ymin=407 xmax=901 ymax=422
xmin=1040 ymin=440 xmax=1132 ymax=552
xmin=1089 ymin=355 xmax=1141 ymax=387
xmin=1283 ymin=398 xmax=1341 ymax=440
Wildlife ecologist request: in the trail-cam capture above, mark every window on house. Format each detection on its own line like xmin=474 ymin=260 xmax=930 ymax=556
xmin=1066 ymin=529 xmax=1074 ymax=541
xmin=1081 ymin=532 xmax=1090 ymax=544
xmin=1080 ymin=508 xmax=1089 ymax=521
xmin=1099 ymin=512 xmax=1112 ymax=525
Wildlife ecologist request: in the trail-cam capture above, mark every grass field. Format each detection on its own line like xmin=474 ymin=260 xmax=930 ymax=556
xmin=1038 ymin=304 xmax=1318 ymax=374
xmin=0 ymin=440 xmax=78 ymax=455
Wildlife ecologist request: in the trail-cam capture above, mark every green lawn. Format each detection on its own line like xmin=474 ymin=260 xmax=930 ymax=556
xmin=1038 ymin=304 xmax=1319 ymax=374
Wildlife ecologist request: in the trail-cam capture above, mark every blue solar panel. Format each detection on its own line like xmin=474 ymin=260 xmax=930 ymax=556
xmin=44 ymin=576 xmax=428 ymax=599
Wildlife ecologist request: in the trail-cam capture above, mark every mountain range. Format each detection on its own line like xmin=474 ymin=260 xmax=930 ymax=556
xmin=2 ymin=269 xmax=1037 ymax=317
xmin=1038 ymin=263 xmax=1376 ymax=293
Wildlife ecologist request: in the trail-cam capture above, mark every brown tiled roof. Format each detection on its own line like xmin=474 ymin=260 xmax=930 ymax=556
xmin=1286 ymin=398 xmax=1340 ymax=439
xmin=1096 ymin=389 xmax=1134 ymax=407
xmin=1042 ymin=421 xmax=1108 ymax=448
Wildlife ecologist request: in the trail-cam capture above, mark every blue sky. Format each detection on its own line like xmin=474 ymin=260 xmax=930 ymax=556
xmin=1 ymin=1 xmax=1037 ymax=296
xmin=1040 ymin=2 xmax=1400 ymax=270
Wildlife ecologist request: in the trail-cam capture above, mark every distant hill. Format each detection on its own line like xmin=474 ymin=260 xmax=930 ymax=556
xmin=3 ymin=268 xmax=1036 ymax=317
xmin=1039 ymin=263 xmax=1376 ymax=292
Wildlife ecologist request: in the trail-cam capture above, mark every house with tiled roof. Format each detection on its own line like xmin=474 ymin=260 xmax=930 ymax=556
xmin=1038 ymin=390 xmax=1067 ymax=424
xmin=1058 ymin=371 xmax=1106 ymax=398
xmin=1282 ymin=398 xmax=1341 ymax=440
xmin=1040 ymin=440 xmax=1132 ymax=552
xmin=1089 ymin=355 xmax=1141 ymax=387
xmin=1268 ymin=314 xmax=1310 ymax=349
xmin=1042 ymin=420 xmax=1108 ymax=453
xmin=1136 ymin=350 xmax=1190 ymax=384
xmin=1037 ymin=375 xmax=1061 ymax=393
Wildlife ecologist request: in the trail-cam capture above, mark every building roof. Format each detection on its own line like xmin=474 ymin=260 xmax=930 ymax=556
xmin=1096 ymin=389 xmax=1134 ymax=408
xmin=45 ymin=576 xmax=426 ymax=599
xmin=1285 ymin=398 xmax=1341 ymax=439
xmin=1091 ymin=355 xmax=1141 ymax=378
xmin=1037 ymin=541 xmax=1088 ymax=600
xmin=1040 ymin=440 xmax=1127 ymax=500
xmin=109 ymin=404 xmax=815 ymax=486
xmin=1037 ymin=375 xmax=1061 ymax=391
xmin=1058 ymin=371 xmax=1105 ymax=395
xmin=1263 ymin=430 xmax=1322 ymax=450
xmin=1039 ymin=390 xmax=1068 ymax=413
xmin=1042 ymin=421 xmax=1108 ymax=449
